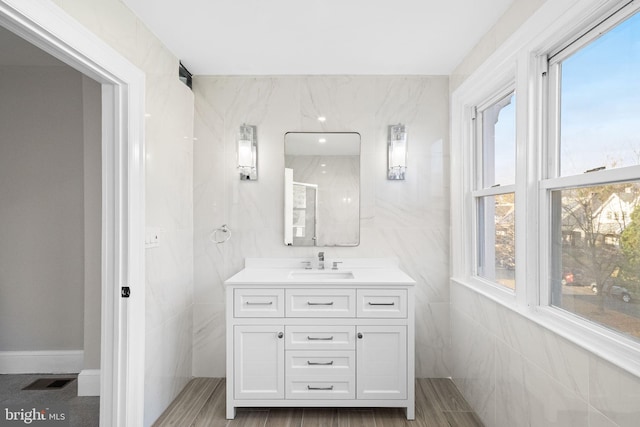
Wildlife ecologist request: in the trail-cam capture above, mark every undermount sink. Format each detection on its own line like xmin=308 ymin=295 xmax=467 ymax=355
xmin=288 ymin=270 xmax=355 ymax=280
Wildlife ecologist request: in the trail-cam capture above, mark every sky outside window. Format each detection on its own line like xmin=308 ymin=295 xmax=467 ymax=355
xmin=493 ymin=98 xmax=516 ymax=185
xmin=483 ymin=93 xmax=516 ymax=187
xmin=560 ymin=11 xmax=640 ymax=176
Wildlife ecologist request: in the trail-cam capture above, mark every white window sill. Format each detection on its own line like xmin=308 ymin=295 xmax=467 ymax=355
xmin=452 ymin=274 xmax=516 ymax=304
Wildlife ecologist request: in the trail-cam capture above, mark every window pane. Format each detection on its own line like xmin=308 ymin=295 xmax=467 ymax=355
xmin=477 ymin=193 xmax=515 ymax=290
xmin=481 ymin=93 xmax=516 ymax=187
xmin=551 ymin=183 xmax=640 ymax=340
xmin=559 ymin=12 xmax=640 ymax=177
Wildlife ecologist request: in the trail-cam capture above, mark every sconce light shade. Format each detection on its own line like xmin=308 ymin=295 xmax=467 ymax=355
xmin=388 ymin=124 xmax=407 ymax=180
xmin=237 ymin=124 xmax=257 ymax=180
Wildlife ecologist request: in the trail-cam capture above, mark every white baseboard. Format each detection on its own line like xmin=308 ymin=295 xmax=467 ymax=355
xmin=78 ymin=369 xmax=100 ymax=396
xmin=0 ymin=350 xmax=83 ymax=374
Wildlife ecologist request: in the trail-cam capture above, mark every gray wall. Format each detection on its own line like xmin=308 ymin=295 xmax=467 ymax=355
xmin=0 ymin=66 xmax=93 ymax=352
xmin=82 ymin=75 xmax=102 ymax=369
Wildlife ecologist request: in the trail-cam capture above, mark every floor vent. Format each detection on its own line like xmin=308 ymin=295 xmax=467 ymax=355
xmin=22 ymin=378 xmax=75 ymax=390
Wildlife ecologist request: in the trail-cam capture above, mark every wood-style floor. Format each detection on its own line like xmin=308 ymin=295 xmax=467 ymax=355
xmin=153 ymin=378 xmax=484 ymax=427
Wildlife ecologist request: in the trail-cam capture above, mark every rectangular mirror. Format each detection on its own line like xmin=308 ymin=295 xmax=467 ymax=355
xmin=284 ymin=132 xmax=360 ymax=246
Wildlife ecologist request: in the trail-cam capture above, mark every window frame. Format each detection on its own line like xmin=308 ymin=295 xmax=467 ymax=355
xmin=540 ymin=2 xmax=640 ymax=353
xmin=472 ymin=86 xmax=517 ymax=292
xmin=451 ymin=0 xmax=640 ymax=379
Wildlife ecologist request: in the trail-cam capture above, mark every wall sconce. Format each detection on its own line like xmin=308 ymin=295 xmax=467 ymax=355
xmin=237 ymin=124 xmax=257 ymax=180
xmin=388 ymin=123 xmax=407 ymax=180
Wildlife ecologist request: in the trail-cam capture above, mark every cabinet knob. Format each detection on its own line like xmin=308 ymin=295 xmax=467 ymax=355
xmin=357 ymin=332 xmax=363 ymax=339
xmin=278 ymin=332 xmax=284 ymax=339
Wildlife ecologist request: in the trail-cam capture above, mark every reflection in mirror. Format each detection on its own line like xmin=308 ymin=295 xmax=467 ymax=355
xmin=284 ymin=132 xmax=360 ymax=246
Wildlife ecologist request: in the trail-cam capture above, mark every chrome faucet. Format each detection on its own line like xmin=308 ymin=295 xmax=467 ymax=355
xmin=318 ymin=252 xmax=325 ymax=270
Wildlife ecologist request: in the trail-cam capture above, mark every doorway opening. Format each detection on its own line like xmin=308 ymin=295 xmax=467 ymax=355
xmin=0 ymin=1 xmax=146 ymax=425
xmin=0 ymin=24 xmax=102 ymax=424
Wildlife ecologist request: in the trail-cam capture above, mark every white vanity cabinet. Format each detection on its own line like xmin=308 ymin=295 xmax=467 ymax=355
xmin=357 ymin=325 xmax=407 ymax=400
xmin=233 ymin=324 xmax=285 ymax=400
xmin=225 ymin=259 xmax=416 ymax=420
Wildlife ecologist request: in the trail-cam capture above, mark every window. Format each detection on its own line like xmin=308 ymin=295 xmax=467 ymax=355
xmin=546 ymin=9 xmax=640 ymax=340
xmin=474 ymin=91 xmax=516 ymax=290
xmin=452 ymin=0 xmax=640 ymax=379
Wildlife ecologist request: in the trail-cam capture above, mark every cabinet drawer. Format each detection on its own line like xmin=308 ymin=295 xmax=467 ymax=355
xmin=286 ymin=325 xmax=355 ymax=350
xmin=234 ymin=289 xmax=284 ymax=317
xmin=286 ymin=350 xmax=355 ymax=378
xmin=286 ymin=377 xmax=355 ymax=400
xmin=286 ymin=289 xmax=355 ymax=317
xmin=356 ymin=289 xmax=407 ymax=318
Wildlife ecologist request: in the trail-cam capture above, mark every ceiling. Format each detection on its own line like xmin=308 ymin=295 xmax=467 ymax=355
xmin=121 ymin=0 xmax=515 ymax=76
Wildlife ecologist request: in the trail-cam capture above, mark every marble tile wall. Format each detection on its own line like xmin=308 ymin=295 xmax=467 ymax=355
xmin=193 ymin=76 xmax=450 ymax=378
xmin=51 ymin=1 xmax=195 ymax=425
xmin=451 ymin=281 xmax=640 ymax=427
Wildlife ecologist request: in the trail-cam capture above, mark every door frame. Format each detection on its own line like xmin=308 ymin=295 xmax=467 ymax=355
xmin=0 ymin=1 xmax=146 ymax=425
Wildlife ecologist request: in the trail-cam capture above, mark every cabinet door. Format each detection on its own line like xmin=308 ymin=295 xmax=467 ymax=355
xmin=356 ymin=325 xmax=407 ymax=400
xmin=234 ymin=325 xmax=284 ymax=400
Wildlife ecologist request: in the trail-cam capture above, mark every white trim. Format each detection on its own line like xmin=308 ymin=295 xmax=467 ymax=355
xmin=472 ymin=184 xmax=516 ymax=198
xmin=548 ymin=0 xmax=638 ymax=62
xmin=540 ymin=165 xmax=640 ymax=190
xmin=451 ymin=0 xmax=640 ymax=380
xmin=546 ymin=60 xmax=561 ymax=179
xmin=0 ymin=351 xmax=83 ymax=374
xmin=78 ymin=369 xmax=101 ymax=396
xmin=476 ymin=83 xmax=516 ymax=114
xmin=452 ymin=275 xmax=517 ymax=302
xmin=0 ymin=1 xmax=146 ymax=426
xmin=534 ymin=307 xmax=640 ymax=375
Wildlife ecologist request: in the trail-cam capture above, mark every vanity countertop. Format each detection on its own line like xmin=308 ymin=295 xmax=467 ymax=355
xmin=224 ymin=258 xmax=416 ymax=286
